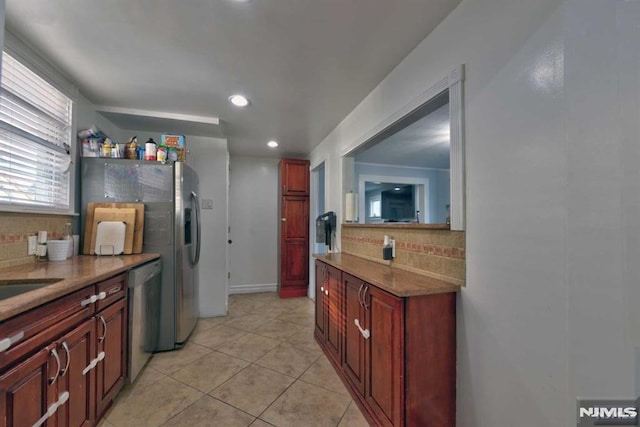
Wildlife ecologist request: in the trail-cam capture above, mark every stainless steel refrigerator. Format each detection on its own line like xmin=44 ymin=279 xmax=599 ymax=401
xmin=81 ymin=158 xmax=201 ymax=351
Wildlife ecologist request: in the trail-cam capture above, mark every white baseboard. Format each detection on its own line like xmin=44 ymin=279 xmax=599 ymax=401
xmin=229 ymin=283 xmax=277 ymax=295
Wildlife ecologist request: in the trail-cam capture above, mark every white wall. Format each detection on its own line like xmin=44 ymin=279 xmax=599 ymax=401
xmin=309 ymin=0 xmax=640 ymax=425
xmin=228 ymin=156 xmax=279 ymax=293
xmin=124 ymin=130 xmax=229 ymax=317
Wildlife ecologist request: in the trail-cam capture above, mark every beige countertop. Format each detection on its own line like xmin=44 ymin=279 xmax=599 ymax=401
xmin=0 ymin=254 xmax=159 ymax=321
xmin=314 ymin=252 xmax=460 ymax=297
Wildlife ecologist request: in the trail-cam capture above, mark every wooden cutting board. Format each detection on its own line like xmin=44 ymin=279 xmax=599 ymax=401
xmin=88 ymin=208 xmax=136 ymax=255
xmin=83 ymin=203 xmax=145 ymax=254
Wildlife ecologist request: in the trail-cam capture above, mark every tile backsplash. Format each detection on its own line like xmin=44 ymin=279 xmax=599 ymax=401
xmin=341 ymin=224 xmax=465 ymax=285
xmin=0 ymin=212 xmax=74 ymax=268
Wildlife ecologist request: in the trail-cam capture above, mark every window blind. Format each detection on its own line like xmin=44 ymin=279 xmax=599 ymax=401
xmin=0 ymin=52 xmax=73 ymax=210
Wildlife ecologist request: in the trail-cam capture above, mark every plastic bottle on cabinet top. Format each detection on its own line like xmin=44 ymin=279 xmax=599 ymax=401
xmin=144 ymin=138 xmax=157 ymax=161
xmin=64 ymin=222 xmax=73 ymax=259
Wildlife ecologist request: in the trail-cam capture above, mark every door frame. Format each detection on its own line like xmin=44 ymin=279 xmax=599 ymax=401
xmin=309 ymin=158 xmax=327 ymax=300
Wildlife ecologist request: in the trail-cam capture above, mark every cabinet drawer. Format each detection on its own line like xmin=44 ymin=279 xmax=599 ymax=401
xmin=0 ymin=285 xmax=96 ymax=370
xmin=96 ymin=273 xmax=126 ymax=312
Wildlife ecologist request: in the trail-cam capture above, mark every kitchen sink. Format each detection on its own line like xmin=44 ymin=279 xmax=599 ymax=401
xmin=0 ymin=279 xmax=63 ymax=300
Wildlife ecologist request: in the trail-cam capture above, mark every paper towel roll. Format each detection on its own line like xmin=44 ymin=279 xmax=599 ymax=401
xmin=345 ymin=192 xmax=358 ymax=222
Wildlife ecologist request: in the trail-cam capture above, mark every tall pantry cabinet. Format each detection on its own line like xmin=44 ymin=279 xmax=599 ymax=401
xmin=278 ymin=159 xmax=310 ymax=298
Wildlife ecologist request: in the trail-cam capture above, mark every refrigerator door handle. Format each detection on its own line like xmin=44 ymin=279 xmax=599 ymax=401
xmin=191 ymin=191 xmax=201 ymax=266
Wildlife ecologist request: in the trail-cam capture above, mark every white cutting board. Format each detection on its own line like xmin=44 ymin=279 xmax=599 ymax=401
xmin=94 ymin=221 xmax=126 ymax=255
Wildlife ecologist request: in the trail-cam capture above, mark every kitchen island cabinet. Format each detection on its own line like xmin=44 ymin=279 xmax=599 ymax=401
xmin=314 ymin=254 xmax=458 ymax=427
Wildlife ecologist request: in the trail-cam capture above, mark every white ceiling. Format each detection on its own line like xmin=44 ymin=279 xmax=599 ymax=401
xmin=5 ymin=0 xmax=460 ymax=158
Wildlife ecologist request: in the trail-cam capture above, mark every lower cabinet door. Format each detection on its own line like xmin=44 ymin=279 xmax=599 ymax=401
xmin=325 ymin=265 xmax=342 ymax=363
xmin=0 ymin=345 xmax=57 ymax=427
xmin=57 ymin=318 xmax=96 ymax=427
xmin=366 ymin=286 xmax=403 ymax=427
xmin=342 ymin=274 xmax=366 ymax=395
xmin=96 ymin=298 xmax=127 ymax=418
xmin=314 ymin=262 xmax=326 ymax=341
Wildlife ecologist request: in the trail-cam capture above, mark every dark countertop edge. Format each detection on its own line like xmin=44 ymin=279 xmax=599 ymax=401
xmin=0 ymin=254 xmax=160 ymax=321
xmin=342 ymin=223 xmax=453 ymax=230
xmin=313 ymin=252 xmax=460 ymax=297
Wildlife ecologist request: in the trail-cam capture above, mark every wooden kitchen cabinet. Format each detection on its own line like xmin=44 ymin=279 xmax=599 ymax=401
xmin=365 ymin=284 xmax=403 ymax=427
xmin=95 ymin=297 xmax=127 ymax=419
xmin=57 ymin=318 xmax=96 ymax=427
xmin=343 ymin=273 xmax=367 ymax=396
xmin=0 ymin=345 xmax=56 ymax=427
xmin=0 ymin=271 xmax=130 ymax=427
xmin=314 ymin=261 xmax=342 ymax=364
xmin=314 ymin=262 xmax=327 ymax=341
xmin=315 ymin=260 xmax=456 ymax=427
xmin=278 ymin=159 xmax=310 ymax=298
xmin=280 ymin=158 xmax=309 ymax=196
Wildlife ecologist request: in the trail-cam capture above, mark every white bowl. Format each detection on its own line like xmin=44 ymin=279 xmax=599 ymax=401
xmin=47 ymin=240 xmax=70 ymax=261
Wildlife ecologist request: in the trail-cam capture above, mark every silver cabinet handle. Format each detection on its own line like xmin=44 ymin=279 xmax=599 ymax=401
xmin=60 ymin=342 xmax=71 ymax=377
xmin=98 ymin=316 xmax=107 ymax=343
xmin=96 ymin=291 xmax=107 ymax=300
xmin=354 ymin=319 xmax=370 ymax=339
xmin=357 ymin=284 xmax=364 ymax=308
xmin=281 ymin=217 xmax=287 ymax=222
xmin=325 ymin=289 xmax=329 ymax=296
xmin=320 ymin=286 xmax=324 ymax=292
xmin=361 ymin=286 xmax=369 ymax=309
xmin=0 ymin=331 xmax=24 ymax=353
xmin=49 ymin=348 xmax=61 ymax=385
xmin=107 ymin=285 xmax=122 ymax=295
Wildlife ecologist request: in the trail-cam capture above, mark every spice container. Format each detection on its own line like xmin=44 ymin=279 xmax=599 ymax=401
xmin=126 ymin=136 xmax=138 ymax=159
xmin=157 ymin=146 xmax=167 ymax=162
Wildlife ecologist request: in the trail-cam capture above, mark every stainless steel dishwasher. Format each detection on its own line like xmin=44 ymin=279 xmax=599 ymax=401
xmin=127 ymin=259 xmax=161 ymax=382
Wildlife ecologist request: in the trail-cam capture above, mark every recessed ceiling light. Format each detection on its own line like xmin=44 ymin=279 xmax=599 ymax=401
xmin=394 ymin=187 xmax=401 ymax=191
xmin=229 ymin=94 xmax=249 ymax=107
xmin=267 ymin=140 xmax=278 ymax=148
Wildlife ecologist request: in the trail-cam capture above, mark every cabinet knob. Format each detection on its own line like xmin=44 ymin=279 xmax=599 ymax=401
xmin=281 ymin=218 xmax=287 ymax=222
xmin=325 ymin=289 xmax=329 ymax=296
xmin=320 ymin=286 xmax=324 ymax=292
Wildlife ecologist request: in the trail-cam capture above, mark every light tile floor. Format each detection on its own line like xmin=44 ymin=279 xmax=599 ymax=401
xmin=99 ymin=292 xmax=369 ymax=427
